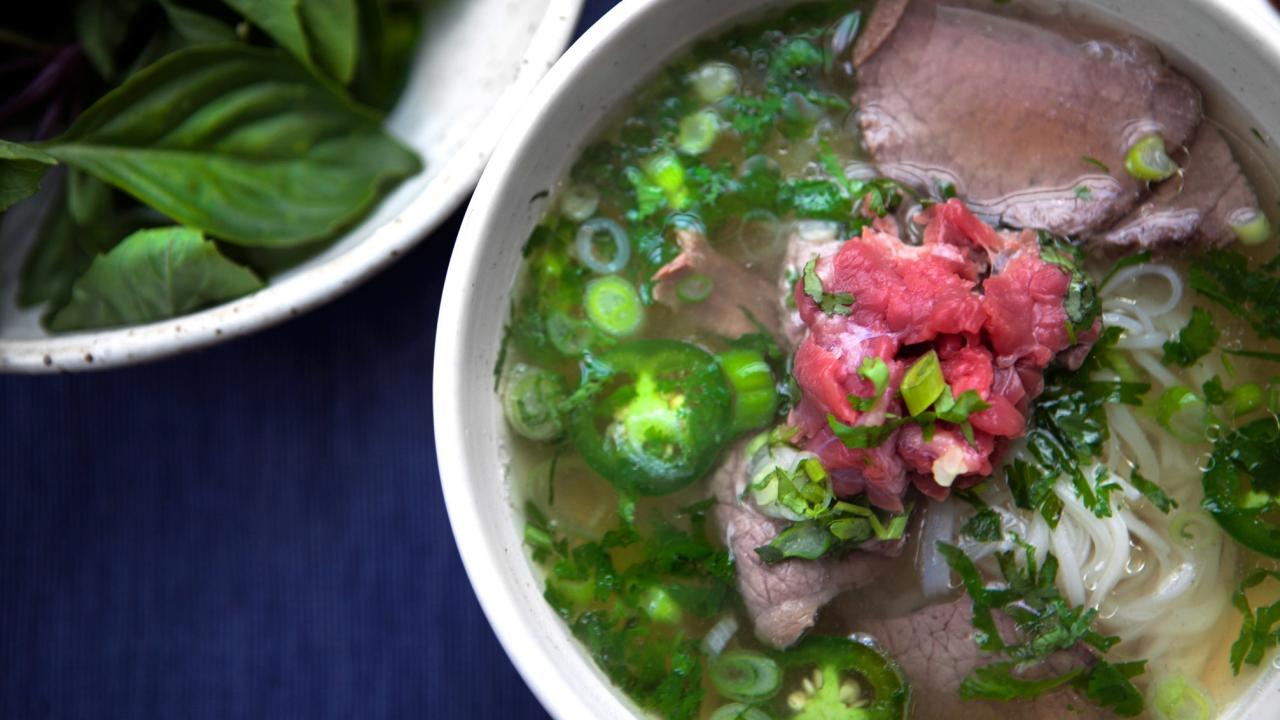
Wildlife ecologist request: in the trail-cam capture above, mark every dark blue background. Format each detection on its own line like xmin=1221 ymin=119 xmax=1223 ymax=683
xmin=0 ymin=2 xmax=617 ymax=718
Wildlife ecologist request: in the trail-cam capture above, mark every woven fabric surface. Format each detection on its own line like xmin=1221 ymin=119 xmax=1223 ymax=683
xmin=0 ymin=2 xmax=618 ymax=718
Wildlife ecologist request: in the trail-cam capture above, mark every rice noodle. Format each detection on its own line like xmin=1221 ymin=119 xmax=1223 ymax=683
xmin=984 ymin=260 xmax=1235 ymax=684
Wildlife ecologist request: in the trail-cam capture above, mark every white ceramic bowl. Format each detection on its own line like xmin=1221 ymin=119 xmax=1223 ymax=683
xmin=0 ymin=0 xmax=583 ymax=373
xmin=435 ymin=1 xmax=1280 ymax=718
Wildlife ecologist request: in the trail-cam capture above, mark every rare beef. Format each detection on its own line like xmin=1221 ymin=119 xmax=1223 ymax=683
xmin=854 ymin=0 xmax=1203 ymax=237
xmin=652 ymin=228 xmax=780 ymax=338
xmin=1095 ymin=123 xmax=1263 ymax=251
xmin=850 ymin=599 xmax=1107 ymax=720
xmin=709 ymin=444 xmax=894 ymax=649
xmin=787 ymin=200 xmax=1098 ymax=511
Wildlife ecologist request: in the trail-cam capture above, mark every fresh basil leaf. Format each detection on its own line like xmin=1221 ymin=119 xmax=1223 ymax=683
xmin=300 ymin=0 xmax=360 ymax=85
xmin=49 ymin=226 xmax=264 ymax=331
xmin=221 ymin=0 xmax=311 ymax=66
xmin=352 ymin=0 xmax=420 ymax=111
xmin=1162 ymin=307 xmax=1219 ymax=368
xmin=0 ymin=140 xmax=57 ymax=212
xmin=74 ymin=0 xmax=147 ymax=79
xmin=43 ymin=45 xmax=421 ymax=247
xmin=160 ymin=0 xmax=240 ymax=45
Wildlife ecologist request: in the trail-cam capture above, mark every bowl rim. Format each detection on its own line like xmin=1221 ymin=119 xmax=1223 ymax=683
xmin=0 ymin=0 xmax=584 ymax=374
xmin=436 ymin=0 xmax=1280 ymax=718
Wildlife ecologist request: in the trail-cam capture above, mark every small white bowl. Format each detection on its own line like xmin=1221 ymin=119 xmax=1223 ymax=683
xmin=436 ymin=0 xmax=1280 ymax=718
xmin=0 ymin=0 xmax=583 ymax=373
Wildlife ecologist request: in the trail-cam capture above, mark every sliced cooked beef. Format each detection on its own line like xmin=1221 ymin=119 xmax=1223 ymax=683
xmin=854 ymin=0 xmax=1202 ymax=237
xmin=652 ymin=228 xmax=780 ymax=338
xmin=787 ymin=201 xmax=1097 ymax=508
xmin=1095 ymin=123 xmax=1263 ymax=251
xmin=709 ymin=444 xmax=893 ymax=649
xmin=854 ymin=599 xmax=1107 ymax=720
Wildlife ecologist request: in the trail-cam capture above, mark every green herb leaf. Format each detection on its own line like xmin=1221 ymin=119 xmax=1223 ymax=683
xmin=1190 ymin=250 xmax=1280 ymax=342
xmin=1100 ymin=251 xmax=1152 ymax=289
xmin=960 ymin=662 xmax=1081 ymax=701
xmin=755 ymin=520 xmax=835 ymax=563
xmin=74 ymin=0 xmax=147 ymax=79
xmin=1130 ymin=467 xmax=1177 ymax=513
xmin=1081 ymin=156 xmax=1111 ymax=174
xmin=960 ymin=508 xmax=1004 ymax=542
xmin=1038 ymin=233 xmax=1100 ymax=334
xmin=159 ymin=0 xmax=239 ymax=45
xmin=0 ymin=140 xmax=57 ymax=212
xmin=1230 ymin=570 xmax=1280 ymax=674
xmin=49 ymin=227 xmax=264 ymax=331
xmin=42 ymin=45 xmax=420 ymax=247
xmin=1162 ymin=307 xmax=1219 ymax=368
xmin=940 ymin=541 xmax=1146 ymax=715
xmin=802 ymin=258 xmax=854 ymax=315
xmin=299 ymin=0 xmax=360 ymax=85
xmin=851 ymin=356 xmax=889 ymax=411
xmin=827 ymin=413 xmax=905 ymax=449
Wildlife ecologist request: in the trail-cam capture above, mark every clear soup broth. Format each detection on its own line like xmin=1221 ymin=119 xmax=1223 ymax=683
xmin=498 ymin=2 xmax=1280 ymax=718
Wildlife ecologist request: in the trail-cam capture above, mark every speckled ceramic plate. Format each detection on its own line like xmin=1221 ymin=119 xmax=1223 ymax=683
xmin=0 ymin=0 xmax=584 ymax=373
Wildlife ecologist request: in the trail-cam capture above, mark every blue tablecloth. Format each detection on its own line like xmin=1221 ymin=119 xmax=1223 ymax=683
xmin=0 ymin=2 xmax=617 ymax=718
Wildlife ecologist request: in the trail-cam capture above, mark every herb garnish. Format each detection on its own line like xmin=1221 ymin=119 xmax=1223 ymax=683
xmin=1190 ymin=250 xmax=1280 ymax=341
xmin=1162 ymin=307 xmax=1219 ymax=367
xmin=525 ymin=497 xmax=735 ymax=720
xmin=802 ymin=258 xmax=854 ymax=316
xmin=1081 ymin=155 xmax=1111 ymax=174
xmin=1230 ymin=570 xmax=1280 ymax=674
xmin=939 ymin=541 xmax=1147 ymax=716
xmin=827 ymin=387 xmax=990 ymax=449
xmin=1038 ymin=233 xmax=1100 ymax=339
xmin=1010 ymin=327 xmax=1151 ymax=526
xmin=1129 ymin=467 xmax=1177 ymax=514
xmin=851 ymin=356 xmax=889 ymax=411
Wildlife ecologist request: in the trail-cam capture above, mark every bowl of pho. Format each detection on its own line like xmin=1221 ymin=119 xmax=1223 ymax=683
xmin=435 ymin=0 xmax=1280 ymax=718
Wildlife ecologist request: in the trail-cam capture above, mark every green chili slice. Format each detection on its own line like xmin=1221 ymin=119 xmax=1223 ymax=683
xmin=719 ymin=348 xmax=780 ymax=434
xmin=568 ymin=339 xmax=732 ymax=496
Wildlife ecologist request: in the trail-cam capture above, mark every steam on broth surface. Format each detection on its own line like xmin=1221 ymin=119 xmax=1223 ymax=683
xmin=499 ymin=1 xmax=1280 ymax=718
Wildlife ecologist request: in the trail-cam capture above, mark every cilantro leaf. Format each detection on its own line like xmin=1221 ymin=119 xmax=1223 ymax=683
xmin=851 ymin=356 xmax=889 ymax=411
xmin=802 ymin=258 xmax=854 ymax=315
xmin=940 ymin=541 xmax=1146 ymax=716
xmin=1162 ymin=307 xmax=1219 ymax=367
xmin=1100 ymin=251 xmax=1152 ymax=289
xmin=1230 ymin=570 xmax=1280 ymax=674
xmin=1190 ymin=250 xmax=1280 ymax=342
xmin=1129 ymin=467 xmax=1177 ymax=513
xmin=960 ymin=508 xmax=1004 ymax=542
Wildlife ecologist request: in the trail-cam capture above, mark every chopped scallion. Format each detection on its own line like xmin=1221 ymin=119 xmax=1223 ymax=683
xmin=1155 ymin=386 xmax=1210 ymax=443
xmin=901 ymin=350 xmax=946 ymax=416
xmin=678 ymin=110 xmax=721 ymax=155
xmin=709 ymin=650 xmax=783 ymax=703
xmin=1231 ymin=210 xmax=1273 ymax=246
xmin=1124 ymin=133 xmax=1178 ymax=182
xmin=1149 ymin=676 xmax=1214 ymax=720
xmin=575 ymin=217 xmax=631 ymax=274
xmin=584 ymin=276 xmax=644 ymax=337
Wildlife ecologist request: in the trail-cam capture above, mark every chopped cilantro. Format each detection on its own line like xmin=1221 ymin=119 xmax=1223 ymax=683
xmin=1081 ymin=155 xmax=1111 ymax=174
xmin=960 ymin=508 xmax=1005 ymax=542
xmin=1038 ymin=233 xmax=1100 ymax=337
xmin=1251 ymin=127 xmax=1268 ymax=146
xmin=850 ymin=356 xmax=890 ymax=411
xmin=828 ymin=388 xmax=990 ymax=450
xmin=1162 ymin=307 xmax=1219 ymax=367
xmin=1129 ymin=466 xmax=1177 ymax=513
xmin=939 ymin=541 xmax=1146 ymax=716
xmin=1100 ymin=251 xmax=1152 ymax=289
xmin=1190 ymin=250 xmax=1280 ymax=342
xmin=802 ymin=258 xmax=854 ymax=315
xmin=524 ymin=498 xmax=734 ymax=720
xmin=1074 ymin=185 xmax=1093 ymax=201
xmin=1230 ymin=570 xmax=1280 ymax=674
xmin=1015 ymin=327 xmax=1150 ymax=522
